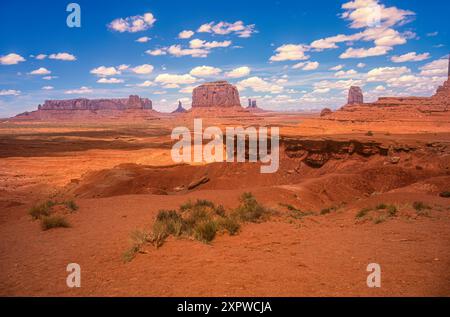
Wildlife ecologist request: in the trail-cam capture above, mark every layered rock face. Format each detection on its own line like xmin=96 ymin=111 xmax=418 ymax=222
xmin=38 ymin=95 xmax=152 ymax=111
xmin=347 ymin=86 xmax=364 ymax=105
xmin=192 ymin=81 xmax=241 ymax=108
xmin=14 ymin=95 xmax=155 ymax=121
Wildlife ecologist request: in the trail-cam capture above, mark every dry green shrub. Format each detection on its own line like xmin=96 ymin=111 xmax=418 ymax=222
xmin=41 ymin=215 xmax=70 ymax=231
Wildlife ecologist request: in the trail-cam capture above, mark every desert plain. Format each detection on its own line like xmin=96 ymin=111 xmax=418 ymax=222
xmin=0 ymin=104 xmax=449 ymax=296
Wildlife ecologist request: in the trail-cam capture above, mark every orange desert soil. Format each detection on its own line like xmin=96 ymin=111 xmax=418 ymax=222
xmin=0 ymin=113 xmax=449 ymax=296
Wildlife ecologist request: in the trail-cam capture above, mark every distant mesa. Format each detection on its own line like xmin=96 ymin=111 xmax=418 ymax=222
xmin=347 ymin=86 xmax=364 ymax=105
xmin=191 ymin=81 xmax=242 ymax=108
xmin=38 ymin=95 xmax=152 ymax=111
xmin=172 ymin=101 xmax=187 ymax=114
xmin=326 ymin=55 xmax=450 ymax=121
xmin=14 ymin=95 xmax=157 ymax=121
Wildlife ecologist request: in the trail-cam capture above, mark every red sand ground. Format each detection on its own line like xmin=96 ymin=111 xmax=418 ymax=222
xmin=0 ymin=113 xmax=449 ymax=296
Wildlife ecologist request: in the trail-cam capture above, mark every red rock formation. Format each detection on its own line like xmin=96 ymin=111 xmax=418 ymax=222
xmin=39 ymin=95 xmax=152 ymax=111
xmin=192 ymin=81 xmax=241 ymax=108
xmin=320 ymin=108 xmax=332 ymax=117
xmin=326 ymin=57 xmax=449 ymax=121
xmin=347 ymin=86 xmax=364 ymax=105
xmin=172 ymin=101 xmax=187 ymax=114
xmin=14 ymin=95 xmax=156 ymax=121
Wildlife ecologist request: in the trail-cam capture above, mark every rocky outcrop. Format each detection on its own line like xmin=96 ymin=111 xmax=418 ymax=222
xmin=192 ymin=81 xmax=241 ymax=108
xmin=320 ymin=108 xmax=332 ymax=117
xmin=432 ymin=55 xmax=449 ymax=106
xmin=38 ymin=95 xmax=152 ymax=111
xmin=327 ymin=58 xmax=449 ymax=121
xmin=172 ymin=101 xmax=187 ymax=114
xmin=247 ymin=99 xmax=257 ymax=109
xmin=282 ymin=138 xmax=415 ymax=168
xmin=347 ymin=86 xmax=364 ymax=105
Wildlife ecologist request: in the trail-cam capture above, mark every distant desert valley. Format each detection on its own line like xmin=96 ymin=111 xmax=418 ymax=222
xmin=1 ymin=60 xmax=450 ymax=297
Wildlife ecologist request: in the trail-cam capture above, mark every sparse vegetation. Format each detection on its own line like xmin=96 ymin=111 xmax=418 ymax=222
xmin=217 ymin=217 xmax=240 ymax=235
xmin=373 ymin=215 xmax=386 ymax=224
xmin=29 ymin=200 xmax=55 ymax=219
xmin=123 ymin=229 xmax=150 ymax=262
xmin=387 ymin=205 xmax=398 ymax=216
xmin=366 ymin=131 xmax=374 ymax=136
xmin=439 ymin=191 xmax=450 ymax=198
xmin=375 ymin=203 xmax=387 ymax=210
xmin=64 ymin=200 xmax=79 ymax=212
xmin=413 ymin=201 xmax=431 ymax=216
xmin=124 ymin=193 xmax=271 ymax=261
xmin=279 ymin=203 xmax=316 ymax=219
xmin=193 ymin=220 xmax=217 ymax=243
xmin=40 ymin=215 xmax=70 ymax=231
xmin=356 ymin=207 xmax=371 ymax=218
xmin=320 ymin=208 xmax=331 ymax=215
xmin=356 ymin=203 xmax=398 ymax=223
xmin=29 ymin=200 xmax=79 ymax=231
xmin=320 ymin=206 xmax=338 ymax=215
xmin=232 ymin=192 xmax=270 ymax=223
xmin=413 ymin=201 xmax=430 ymax=212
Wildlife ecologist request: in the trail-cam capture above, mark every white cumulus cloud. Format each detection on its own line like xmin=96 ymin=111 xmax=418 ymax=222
xmin=226 ymin=66 xmax=251 ymax=78
xmin=90 ymin=66 xmax=121 ymax=77
xmin=178 ymin=30 xmax=195 ymax=39
xmin=190 ymin=66 xmax=222 ymax=77
xmin=0 ymin=53 xmax=26 ymax=65
xmin=29 ymin=67 xmax=51 ymax=75
xmin=197 ymin=21 xmax=256 ymax=38
xmin=131 ymin=64 xmax=154 ymax=75
xmin=270 ymin=44 xmax=309 ymax=62
xmin=0 ymin=89 xmax=21 ymax=96
xmin=155 ymin=73 xmax=198 ymax=85
xmin=391 ymin=52 xmax=430 ymax=63
xmin=65 ymin=86 xmax=93 ymax=94
xmin=108 ymin=12 xmax=156 ymax=33
xmin=97 ymin=78 xmax=124 ymax=84
xmin=49 ymin=52 xmax=77 ymax=61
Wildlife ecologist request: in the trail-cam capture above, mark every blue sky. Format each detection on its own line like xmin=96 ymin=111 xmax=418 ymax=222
xmin=0 ymin=0 xmax=449 ymax=116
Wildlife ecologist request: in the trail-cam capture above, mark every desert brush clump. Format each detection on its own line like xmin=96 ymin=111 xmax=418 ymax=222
xmin=40 ymin=215 xmax=70 ymax=231
xmin=356 ymin=207 xmax=371 ymax=219
xmin=439 ymin=191 xmax=450 ymax=198
xmin=29 ymin=200 xmax=78 ymax=230
xmin=123 ymin=229 xmax=150 ymax=263
xmin=64 ymin=200 xmax=79 ymax=212
xmin=413 ymin=201 xmax=430 ymax=212
xmin=356 ymin=203 xmax=398 ymax=224
xmin=232 ymin=192 xmax=270 ymax=223
xmin=148 ymin=198 xmax=244 ymax=247
xmin=29 ymin=200 xmax=56 ymax=219
xmin=124 ymin=193 xmax=270 ymax=261
xmin=412 ymin=201 xmax=431 ymax=216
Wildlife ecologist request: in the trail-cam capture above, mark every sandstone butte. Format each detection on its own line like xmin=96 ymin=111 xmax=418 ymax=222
xmin=187 ymin=80 xmax=253 ymax=117
xmin=192 ymin=81 xmax=241 ymax=108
